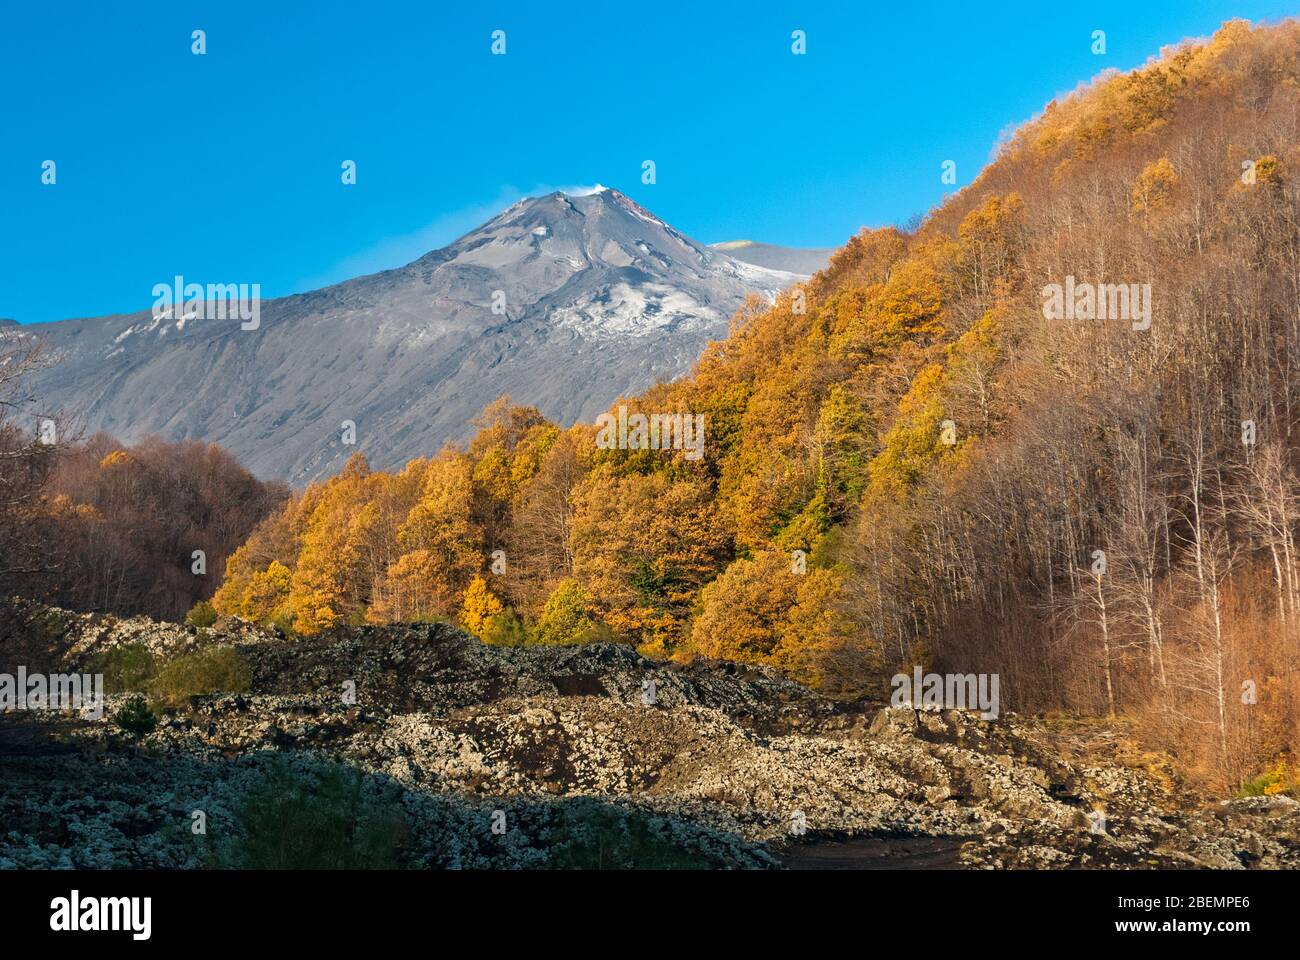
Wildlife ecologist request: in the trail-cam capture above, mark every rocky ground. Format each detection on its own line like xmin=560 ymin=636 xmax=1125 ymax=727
xmin=2 ymin=598 xmax=1298 ymax=869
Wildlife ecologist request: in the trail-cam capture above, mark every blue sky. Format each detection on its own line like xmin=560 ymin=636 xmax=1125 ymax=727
xmin=2 ymin=1 xmax=1296 ymax=323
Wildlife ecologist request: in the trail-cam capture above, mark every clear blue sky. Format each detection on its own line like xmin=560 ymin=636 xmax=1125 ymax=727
xmin=2 ymin=1 xmax=1295 ymax=323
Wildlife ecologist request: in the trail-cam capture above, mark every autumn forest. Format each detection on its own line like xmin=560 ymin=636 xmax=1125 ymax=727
xmin=4 ymin=19 xmax=1300 ymax=795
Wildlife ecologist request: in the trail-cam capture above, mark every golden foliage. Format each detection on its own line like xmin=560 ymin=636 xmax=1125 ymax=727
xmin=1130 ymin=156 xmax=1178 ymax=213
xmin=460 ymin=575 xmax=504 ymax=639
xmin=209 ymin=20 xmax=1300 ymax=759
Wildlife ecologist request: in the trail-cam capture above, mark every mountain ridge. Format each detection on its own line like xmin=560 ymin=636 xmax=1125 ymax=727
xmin=709 ymin=239 xmax=835 ymax=276
xmin=19 ymin=188 xmax=808 ymax=483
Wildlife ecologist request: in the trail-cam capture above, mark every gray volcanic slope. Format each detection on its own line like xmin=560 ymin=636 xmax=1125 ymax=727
xmin=710 ymin=240 xmax=834 ymax=276
xmin=22 ymin=188 xmax=802 ymax=483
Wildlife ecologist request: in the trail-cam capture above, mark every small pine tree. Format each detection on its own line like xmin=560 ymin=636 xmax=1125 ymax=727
xmin=114 ymin=695 xmax=157 ymax=738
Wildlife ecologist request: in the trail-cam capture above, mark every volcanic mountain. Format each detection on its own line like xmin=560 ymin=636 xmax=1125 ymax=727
xmin=22 ymin=188 xmax=806 ymax=482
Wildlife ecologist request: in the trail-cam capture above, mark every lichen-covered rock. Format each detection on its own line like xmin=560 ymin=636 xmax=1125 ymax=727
xmin=2 ymin=602 xmax=1297 ymax=869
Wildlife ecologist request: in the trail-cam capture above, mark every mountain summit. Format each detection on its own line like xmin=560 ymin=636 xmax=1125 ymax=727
xmin=22 ymin=189 xmax=804 ymax=482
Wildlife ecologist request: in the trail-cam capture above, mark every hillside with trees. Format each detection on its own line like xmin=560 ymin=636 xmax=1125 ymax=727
xmin=202 ymin=19 xmax=1299 ymax=791
xmin=0 ymin=336 xmax=286 ymax=622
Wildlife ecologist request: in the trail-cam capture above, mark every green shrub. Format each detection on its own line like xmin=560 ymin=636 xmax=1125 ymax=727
xmin=534 ymin=580 xmax=614 ymax=645
xmin=151 ymin=645 xmax=251 ymax=709
xmin=88 ymin=643 xmax=157 ymax=694
xmin=214 ymin=758 xmax=406 ymax=869
xmin=113 ymin=695 xmax=157 ymax=738
xmin=546 ymin=801 xmax=713 ymax=869
xmin=1237 ymin=760 xmax=1297 ymax=798
xmin=24 ymin=609 xmax=66 ymax=646
xmin=572 ymin=621 xmax=617 ymax=645
xmin=481 ymin=610 xmax=532 ymax=646
xmin=186 ymin=600 xmax=218 ymax=629
xmin=269 ymin=609 xmax=297 ymax=637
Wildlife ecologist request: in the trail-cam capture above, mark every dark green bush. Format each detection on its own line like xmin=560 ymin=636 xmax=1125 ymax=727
xmin=547 ymin=801 xmax=714 ymax=869
xmin=113 ymin=695 xmax=157 ymax=738
xmin=215 ymin=758 xmax=407 ymax=869
xmin=88 ymin=642 xmax=157 ymax=694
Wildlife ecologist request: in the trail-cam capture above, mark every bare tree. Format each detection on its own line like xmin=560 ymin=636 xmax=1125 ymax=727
xmin=0 ymin=330 xmax=63 ymax=583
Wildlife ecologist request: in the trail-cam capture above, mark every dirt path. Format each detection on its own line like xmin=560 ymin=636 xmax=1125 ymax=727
xmin=779 ymin=835 xmax=966 ymax=870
